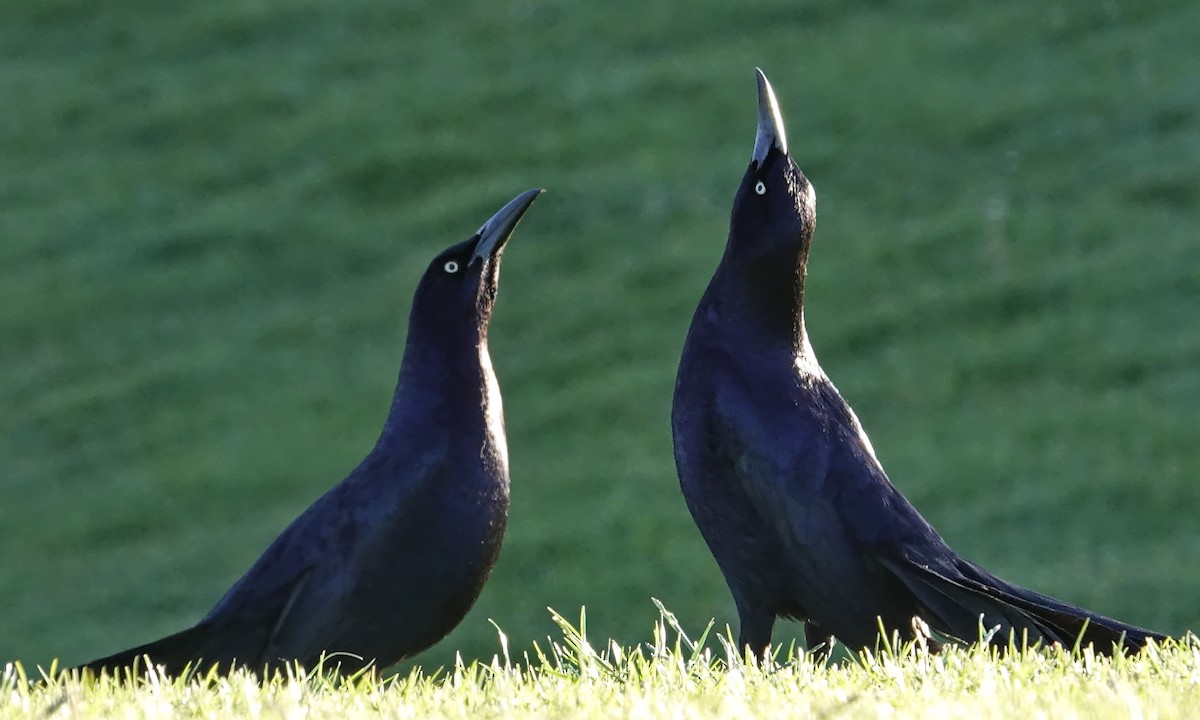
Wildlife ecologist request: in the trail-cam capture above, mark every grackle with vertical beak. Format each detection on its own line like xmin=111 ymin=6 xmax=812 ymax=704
xmin=671 ymin=70 xmax=1166 ymax=659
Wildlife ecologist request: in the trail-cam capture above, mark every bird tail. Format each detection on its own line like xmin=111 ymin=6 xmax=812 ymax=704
xmin=74 ymin=622 xmax=217 ymax=678
xmin=954 ymin=558 xmax=1168 ymax=651
xmin=880 ymin=555 xmax=1167 ymax=655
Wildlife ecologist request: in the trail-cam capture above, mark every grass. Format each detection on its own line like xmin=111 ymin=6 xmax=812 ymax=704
xmin=2 ymin=0 xmax=1199 ymax=681
xmin=5 ymin=609 xmax=1200 ymax=719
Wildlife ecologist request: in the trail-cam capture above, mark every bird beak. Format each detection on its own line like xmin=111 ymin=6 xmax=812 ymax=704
xmin=471 ymin=188 xmax=543 ymax=264
xmin=752 ymin=68 xmax=789 ymax=165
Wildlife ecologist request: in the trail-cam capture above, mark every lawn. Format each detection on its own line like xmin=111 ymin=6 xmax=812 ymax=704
xmin=5 ymin=612 xmax=1200 ymax=719
xmin=2 ymin=0 xmax=1198 ymax=678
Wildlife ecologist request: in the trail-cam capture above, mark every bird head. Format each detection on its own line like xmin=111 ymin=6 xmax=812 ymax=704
xmin=727 ymin=68 xmax=816 ymax=273
xmin=710 ymin=69 xmax=816 ymax=347
xmin=411 ymin=188 xmax=542 ymax=342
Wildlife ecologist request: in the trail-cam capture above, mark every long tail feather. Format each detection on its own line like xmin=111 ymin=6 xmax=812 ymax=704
xmin=74 ymin=622 xmax=218 ymax=678
xmin=953 ymin=558 xmax=1167 ymax=652
xmin=880 ymin=556 xmax=1071 ymax=649
xmin=881 ymin=555 xmax=1166 ymax=656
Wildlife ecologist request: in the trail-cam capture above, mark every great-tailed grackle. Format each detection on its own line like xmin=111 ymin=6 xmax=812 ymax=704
xmin=76 ymin=188 xmax=542 ymax=677
xmin=670 ymin=69 xmax=1166 ymax=658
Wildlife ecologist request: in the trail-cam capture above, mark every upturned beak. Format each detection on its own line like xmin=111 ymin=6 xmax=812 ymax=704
xmin=752 ymin=68 xmax=789 ymax=166
xmin=471 ymin=188 xmax=544 ymax=264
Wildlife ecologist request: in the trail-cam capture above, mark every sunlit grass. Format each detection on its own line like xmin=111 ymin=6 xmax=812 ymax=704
xmin=8 ymin=607 xmax=1199 ymax=719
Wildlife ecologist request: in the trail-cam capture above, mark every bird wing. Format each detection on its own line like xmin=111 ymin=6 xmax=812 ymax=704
xmin=202 ymin=445 xmax=448 ymax=670
xmin=711 ymin=367 xmax=1038 ymax=642
xmin=246 ymin=449 xmax=450 ymax=670
xmin=721 ymin=420 xmax=1075 ymax=648
xmin=709 ymin=371 xmax=916 ymax=631
xmin=712 ymin=364 xmax=1164 ymax=653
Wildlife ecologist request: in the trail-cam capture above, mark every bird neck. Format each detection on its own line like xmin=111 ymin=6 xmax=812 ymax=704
xmin=705 ymin=249 xmax=812 ymax=354
xmin=375 ymin=320 xmax=499 ymax=450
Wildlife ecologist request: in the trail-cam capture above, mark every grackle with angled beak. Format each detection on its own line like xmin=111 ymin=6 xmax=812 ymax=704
xmin=77 ymin=188 xmax=542 ymax=677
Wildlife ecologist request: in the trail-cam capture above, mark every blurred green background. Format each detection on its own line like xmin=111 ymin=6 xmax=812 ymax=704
xmin=2 ymin=0 xmax=1198 ymax=671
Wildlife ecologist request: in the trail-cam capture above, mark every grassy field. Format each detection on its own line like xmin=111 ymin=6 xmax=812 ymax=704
xmin=2 ymin=0 xmax=1198 ymax=679
xmin=5 ymin=614 xmax=1200 ymax=719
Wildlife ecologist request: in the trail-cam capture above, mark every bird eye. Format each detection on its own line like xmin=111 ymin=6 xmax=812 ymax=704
xmin=754 ymin=181 xmax=766 ymax=195
xmin=443 ymin=260 xmax=460 ymax=274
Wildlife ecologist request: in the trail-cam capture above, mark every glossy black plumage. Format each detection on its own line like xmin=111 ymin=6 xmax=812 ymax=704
xmin=76 ymin=189 xmax=542 ymax=677
xmin=671 ymin=70 xmax=1165 ymax=658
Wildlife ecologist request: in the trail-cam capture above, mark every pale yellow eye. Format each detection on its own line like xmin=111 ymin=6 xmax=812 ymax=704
xmin=444 ymin=260 xmax=460 ymax=274
xmin=754 ymin=181 xmax=766 ymax=195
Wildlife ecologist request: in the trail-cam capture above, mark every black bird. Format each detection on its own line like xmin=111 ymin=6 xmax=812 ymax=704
xmin=76 ymin=188 xmax=542 ymax=677
xmin=671 ymin=70 xmax=1166 ymax=659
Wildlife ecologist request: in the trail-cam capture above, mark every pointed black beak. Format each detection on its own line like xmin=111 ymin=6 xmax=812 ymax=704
xmin=471 ymin=189 xmax=543 ymax=264
xmin=752 ymin=68 xmax=789 ymax=165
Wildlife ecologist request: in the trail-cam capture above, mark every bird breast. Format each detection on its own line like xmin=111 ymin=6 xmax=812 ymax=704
xmin=478 ymin=345 xmax=509 ymax=473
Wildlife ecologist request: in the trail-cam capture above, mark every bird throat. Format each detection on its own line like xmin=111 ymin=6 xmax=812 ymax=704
xmin=713 ymin=250 xmax=809 ymax=352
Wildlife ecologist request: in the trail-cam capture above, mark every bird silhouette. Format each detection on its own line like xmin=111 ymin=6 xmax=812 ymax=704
xmin=671 ymin=70 xmax=1165 ymax=659
xmin=77 ymin=188 xmax=542 ymax=677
